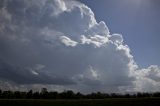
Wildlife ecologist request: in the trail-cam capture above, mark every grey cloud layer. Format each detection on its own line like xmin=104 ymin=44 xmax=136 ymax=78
xmin=0 ymin=0 xmax=160 ymax=93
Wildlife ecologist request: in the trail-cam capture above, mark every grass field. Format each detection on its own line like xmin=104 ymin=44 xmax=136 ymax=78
xmin=1 ymin=98 xmax=160 ymax=106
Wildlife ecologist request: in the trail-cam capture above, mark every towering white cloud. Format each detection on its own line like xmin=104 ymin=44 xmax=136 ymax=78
xmin=0 ymin=0 xmax=160 ymax=93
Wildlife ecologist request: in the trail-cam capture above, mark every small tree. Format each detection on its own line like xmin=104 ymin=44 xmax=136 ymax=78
xmin=41 ymin=88 xmax=48 ymax=99
xmin=27 ymin=90 xmax=33 ymax=99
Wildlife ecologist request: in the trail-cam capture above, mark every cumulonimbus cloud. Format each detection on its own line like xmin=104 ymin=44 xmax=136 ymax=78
xmin=0 ymin=0 xmax=160 ymax=93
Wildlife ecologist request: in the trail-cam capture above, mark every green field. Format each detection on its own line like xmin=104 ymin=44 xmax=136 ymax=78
xmin=0 ymin=98 xmax=160 ymax=106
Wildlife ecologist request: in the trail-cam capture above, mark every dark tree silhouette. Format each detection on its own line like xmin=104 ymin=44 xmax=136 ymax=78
xmin=27 ymin=90 xmax=33 ymax=99
xmin=0 ymin=88 xmax=160 ymax=99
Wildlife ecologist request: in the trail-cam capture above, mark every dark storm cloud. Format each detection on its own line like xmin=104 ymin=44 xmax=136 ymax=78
xmin=0 ymin=59 xmax=75 ymax=85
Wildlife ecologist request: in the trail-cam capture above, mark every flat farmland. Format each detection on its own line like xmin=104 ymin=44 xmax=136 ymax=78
xmin=1 ymin=98 xmax=160 ymax=106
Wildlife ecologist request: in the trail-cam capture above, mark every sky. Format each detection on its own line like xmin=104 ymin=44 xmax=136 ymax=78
xmin=80 ymin=0 xmax=160 ymax=68
xmin=0 ymin=0 xmax=160 ymax=93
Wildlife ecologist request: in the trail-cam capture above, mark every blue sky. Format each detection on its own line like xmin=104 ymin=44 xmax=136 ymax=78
xmin=81 ymin=0 xmax=160 ymax=68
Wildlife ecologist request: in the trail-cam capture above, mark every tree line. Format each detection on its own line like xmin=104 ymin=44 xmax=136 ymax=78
xmin=0 ymin=88 xmax=160 ymax=99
